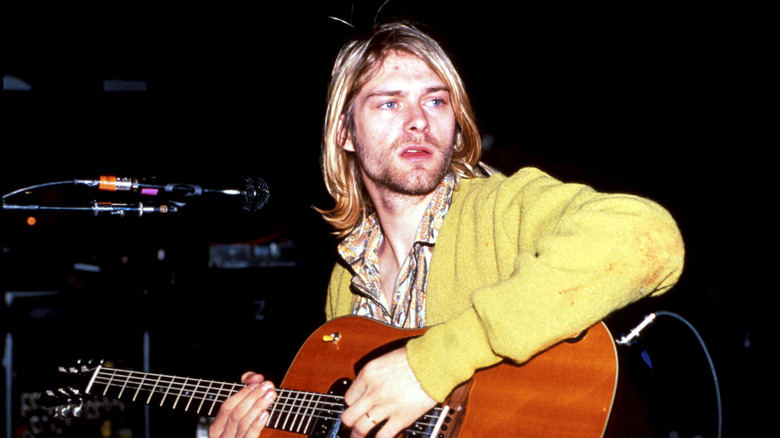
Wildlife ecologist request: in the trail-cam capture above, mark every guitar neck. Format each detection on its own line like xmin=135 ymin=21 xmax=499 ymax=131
xmin=86 ymin=366 xmax=445 ymax=437
xmin=86 ymin=366 xmax=238 ymax=415
xmin=86 ymin=366 xmax=343 ymax=434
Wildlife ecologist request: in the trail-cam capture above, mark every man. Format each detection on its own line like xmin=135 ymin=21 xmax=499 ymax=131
xmin=210 ymin=21 xmax=684 ymax=438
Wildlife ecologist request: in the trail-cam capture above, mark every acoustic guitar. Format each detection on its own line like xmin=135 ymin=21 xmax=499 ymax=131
xmin=50 ymin=316 xmax=619 ymax=437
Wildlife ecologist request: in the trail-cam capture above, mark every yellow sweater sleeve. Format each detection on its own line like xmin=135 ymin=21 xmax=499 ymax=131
xmin=405 ymin=168 xmax=685 ymax=401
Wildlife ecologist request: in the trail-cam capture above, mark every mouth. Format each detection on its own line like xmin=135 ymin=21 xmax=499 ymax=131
xmin=400 ymin=146 xmax=433 ymax=159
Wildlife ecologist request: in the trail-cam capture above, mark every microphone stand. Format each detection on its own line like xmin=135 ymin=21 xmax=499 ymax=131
xmin=2 ymin=180 xmax=182 ymax=217
xmin=2 ymin=201 xmax=180 ymax=217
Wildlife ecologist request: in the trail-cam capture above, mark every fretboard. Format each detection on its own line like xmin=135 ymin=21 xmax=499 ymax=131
xmin=86 ymin=366 xmax=240 ymax=417
xmin=86 ymin=366 xmax=446 ymax=437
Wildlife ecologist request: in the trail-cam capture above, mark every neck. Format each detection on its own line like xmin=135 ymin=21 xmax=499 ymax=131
xmin=370 ymin=188 xmax=436 ymax=268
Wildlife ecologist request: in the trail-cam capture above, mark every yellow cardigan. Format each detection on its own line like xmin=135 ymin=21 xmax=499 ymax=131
xmin=325 ymin=167 xmax=685 ymax=402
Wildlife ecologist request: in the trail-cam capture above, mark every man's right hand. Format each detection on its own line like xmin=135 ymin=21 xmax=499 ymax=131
xmin=209 ymin=372 xmax=277 ymax=438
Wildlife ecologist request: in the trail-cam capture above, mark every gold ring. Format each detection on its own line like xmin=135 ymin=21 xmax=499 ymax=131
xmin=366 ymin=412 xmax=377 ymax=425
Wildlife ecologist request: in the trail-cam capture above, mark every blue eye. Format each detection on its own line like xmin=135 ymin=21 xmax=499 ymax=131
xmin=379 ymin=101 xmax=397 ymax=109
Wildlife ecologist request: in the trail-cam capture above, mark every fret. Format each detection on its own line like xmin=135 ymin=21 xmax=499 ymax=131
xmin=269 ymin=389 xmax=291 ymax=429
xmin=132 ymin=372 xmax=146 ymax=402
xmin=147 ymin=374 xmax=163 ymax=404
xmin=266 ymin=389 xmax=281 ymax=428
xmin=160 ymin=375 xmax=173 ymax=407
xmin=298 ymin=391 xmax=319 ymax=434
xmin=292 ymin=391 xmax=311 ymax=434
xmin=266 ymin=389 xmax=335 ymax=433
xmin=117 ymin=369 xmax=131 ymax=399
xmin=281 ymin=389 xmax=300 ymax=430
xmin=196 ymin=379 xmax=214 ymax=415
xmin=207 ymin=381 xmax=226 ymax=416
xmin=172 ymin=377 xmax=189 ymax=410
xmin=184 ymin=379 xmax=201 ymax=412
xmin=295 ymin=390 xmax=312 ymax=433
xmin=101 ymin=369 xmax=115 ymax=397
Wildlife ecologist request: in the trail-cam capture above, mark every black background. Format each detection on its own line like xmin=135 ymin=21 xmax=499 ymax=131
xmin=2 ymin=1 xmax=767 ymax=437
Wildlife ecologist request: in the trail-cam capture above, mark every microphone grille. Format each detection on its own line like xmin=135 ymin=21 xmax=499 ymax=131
xmin=243 ymin=177 xmax=270 ymax=211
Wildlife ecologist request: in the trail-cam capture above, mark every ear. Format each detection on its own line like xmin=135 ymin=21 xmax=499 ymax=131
xmin=337 ymin=115 xmax=355 ymax=152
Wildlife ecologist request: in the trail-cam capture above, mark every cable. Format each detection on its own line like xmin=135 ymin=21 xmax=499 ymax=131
xmin=654 ymin=311 xmax=722 ymax=438
xmin=2 ymin=181 xmax=74 ymax=200
xmin=617 ymin=311 xmax=722 ymax=438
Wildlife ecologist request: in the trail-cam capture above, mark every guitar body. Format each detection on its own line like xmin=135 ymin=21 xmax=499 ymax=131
xmin=267 ymin=316 xmax=619 ymax=438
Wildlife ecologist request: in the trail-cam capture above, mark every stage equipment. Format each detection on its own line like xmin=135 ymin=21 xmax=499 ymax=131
xmin=2 ymin=176 xmax=269 ymax=216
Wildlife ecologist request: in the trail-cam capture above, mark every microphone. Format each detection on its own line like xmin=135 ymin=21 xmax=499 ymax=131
xmin=74 ymin=176 xmax=270 ymax=211
xmin=241 ymin=177 xmax=271 ymax=212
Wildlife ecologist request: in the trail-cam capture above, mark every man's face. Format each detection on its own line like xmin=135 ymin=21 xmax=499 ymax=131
xmin=342 ymin=50 xmax=457 ymax=198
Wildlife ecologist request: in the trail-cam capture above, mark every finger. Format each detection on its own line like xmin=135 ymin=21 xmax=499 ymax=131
xmin=341 ymin=396 xmax=375 ymax=428
xmin=374 ymin=416 xmax=408 ymax=438
xmin=246 ymin=411 xmax=270 ymax=438
xmin=341 ymin=379 xmax=372 ymax=428
xmin=210 ymin=382 xmax=260 ymax=435
xmin=343 ymin=375 xmax=367 ymax=406
xmin=235 ymin=384 xmax=276 ymax=437
xmin=241 ymin=372 xmax=265 ymax=384
xmin=349 ymin=410 xmax=382 ymax=438
xmin=212 ymin=381 xmax=274 ymax=437
xmin=351 ymin=411 xmax=406 ymax=438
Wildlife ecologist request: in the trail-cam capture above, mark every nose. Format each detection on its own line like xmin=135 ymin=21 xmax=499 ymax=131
xmin=404 ymin=103 xmax=430 ymax=133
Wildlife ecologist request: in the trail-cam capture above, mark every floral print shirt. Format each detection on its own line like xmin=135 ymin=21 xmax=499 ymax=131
xmin=337 ymin=173 xmax=455 ymax=328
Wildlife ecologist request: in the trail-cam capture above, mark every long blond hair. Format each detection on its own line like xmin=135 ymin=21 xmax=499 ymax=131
xmin=318 ymin=21 xmax=485 ymax=237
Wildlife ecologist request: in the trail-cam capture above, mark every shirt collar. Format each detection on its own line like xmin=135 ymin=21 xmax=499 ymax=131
xmin=338 ymin=172 xmax=456 ymax=266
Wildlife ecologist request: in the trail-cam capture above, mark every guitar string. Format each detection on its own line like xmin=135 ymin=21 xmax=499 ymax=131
xmin=93 ymin=374 xmax=339 ymax=407
xmin=93 ymin=369 xmax=350 ymax=417
xmin=92 ymin=372 xmax=241 ymax=402
xmin=93 ymin=368 xmax=438 ymax=411
xmin=93 ymin=375 xmax=443 ymax=430
xmin=92 ymin=369 xmax=445 ymax=419
xmin=92 ymin=369 xmax=444 ymax=430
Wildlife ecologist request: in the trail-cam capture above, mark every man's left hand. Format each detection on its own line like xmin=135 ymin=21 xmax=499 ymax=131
xmin=341 ymin=346 xmax=437 ymax=438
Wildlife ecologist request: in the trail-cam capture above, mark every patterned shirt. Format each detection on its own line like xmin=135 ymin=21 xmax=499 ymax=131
xmin=337 ymin=173 xmax=455 ymax=328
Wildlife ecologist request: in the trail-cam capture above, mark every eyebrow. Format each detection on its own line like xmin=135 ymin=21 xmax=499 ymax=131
xmin=365 ymin=86 xmax=450 ymax=99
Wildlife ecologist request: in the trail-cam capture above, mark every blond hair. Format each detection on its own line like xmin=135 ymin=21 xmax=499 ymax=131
xmin=318 ymin=21 xmax=485 ymax=237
